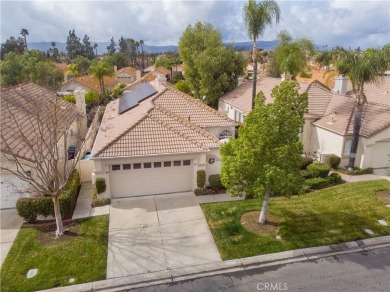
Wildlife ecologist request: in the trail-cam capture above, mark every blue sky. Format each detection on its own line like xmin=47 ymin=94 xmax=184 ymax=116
xmin=1 ymin=0 xmax=389 ymax=49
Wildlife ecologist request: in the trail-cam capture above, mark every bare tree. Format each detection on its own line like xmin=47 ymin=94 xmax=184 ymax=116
xmin=0 ymin=83 xmax=85 ymax=237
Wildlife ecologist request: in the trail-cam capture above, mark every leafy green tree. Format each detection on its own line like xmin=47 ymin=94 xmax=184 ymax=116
xmin=81 ymin=34 xmax=94 ymax=59
xmin=0 ymin=36 xmax=26 ymax=59
xmin=107 ymin=37 xmax=116 ymax=55
xmin=265 ymin=50 xmax=280 ymax=78
xmin=66 ymin=29 xmax=83 ymax=60
xmin=48 ymin=41 xmax=60 ymax=62
xmin=20 ymin=28 xmax=29 ymax=50
xmin=1 ymin=50 xmax=63 ymax=90
xmin=331 ymin=46 xmax=389 ymax=170
xmin=103 ymin=52 xmax=130 ymax=70
xmin=221 ymin=80 xmax=307 ymax=224
xmin=315 ymin=50 xmax=332 ymax=70
xmin=275 ymin=30 xmax=315 ymax=79
xmin=243 ymin=0 xmax=280 ymax=109
xmin=84 ymin=90 xmax=100 ymax=108
xmin=118 ymin=36 xmax=127 ymax=53
xmin=179 ymin=21 xmax=244 ymax=107
xmin=111 ymin=83 xmax=126 ymax=100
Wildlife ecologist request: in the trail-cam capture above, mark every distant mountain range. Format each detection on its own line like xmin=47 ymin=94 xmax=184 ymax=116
xmin=27 ymin=40 xmax=280 ymax=54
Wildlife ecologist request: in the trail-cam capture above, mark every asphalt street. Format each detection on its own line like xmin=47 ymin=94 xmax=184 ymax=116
xmin=130 ymin=246 xmax=390 ymax=292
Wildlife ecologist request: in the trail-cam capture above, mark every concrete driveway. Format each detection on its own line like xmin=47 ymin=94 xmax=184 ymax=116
xmin=107 ymin=192 xmax=221 ymax=279
xmin=0 ymin=209 xmax=23 ymax=267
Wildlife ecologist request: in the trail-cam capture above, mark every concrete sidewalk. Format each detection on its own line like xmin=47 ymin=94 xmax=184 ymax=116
xmin=72 ymin=182 xmax=109 ymax=220
xmin=196 ymin=192 xmax=245 ymax=204
xmin=41 ymin=235 xmax=390 ymax=292
xmin=338 ymin=172 xmax=390 ymax=183
xmin=0 ymin=208 xmax=23 ymax=267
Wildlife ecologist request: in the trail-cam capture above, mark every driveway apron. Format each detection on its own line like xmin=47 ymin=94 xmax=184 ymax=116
xmin=107 ymin=192 xmax=221 ymax=279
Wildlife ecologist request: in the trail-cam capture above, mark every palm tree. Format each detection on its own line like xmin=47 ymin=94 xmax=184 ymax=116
xmin=243 ymin=0 xmax=280 ymax=109
xmin=275 ymin=30 xmax=315 ymax=80
xmin=89 ymin=61 xmax=113 ymax=102
xmin=93 ymin=43 xmax=98 ymax=57
xmin=332 ymin=46 xmax=389 ymax=170
xmin=20 ymin=28 xmax=29 ymax=50
xmin=140 ymin=40 xmax=145 ymax=69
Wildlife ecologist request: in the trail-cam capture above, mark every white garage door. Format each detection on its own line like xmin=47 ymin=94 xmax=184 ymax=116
xmin=110 ymin=159 xmax=193 ymax=198
xmin=370 ymin=141 xmax=390 ymax=169
xmin=1 ymin=174 xmax=29 ymax=209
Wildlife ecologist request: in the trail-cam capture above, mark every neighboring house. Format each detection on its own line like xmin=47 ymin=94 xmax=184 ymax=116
xmin=143 ymin=65 xmax=172 ymax=80
xmin=60 ymin=75 xmax=119 ymax=94
xmin=218 ymin=76 xmax=390 ymax=173
xmin=0 ymin=83 xmax=86 ymax=209
xmin=90 ymin=76 xmax=236 ymax=199
xmin=114 ymin=66 xmax=141 ymax=84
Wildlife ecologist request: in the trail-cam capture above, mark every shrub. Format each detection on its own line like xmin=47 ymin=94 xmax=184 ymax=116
xmin=325 ymin=154 xmax=341 ymax=169
xmin=16 ymin=170 xmax=81 ymax=223
xmin=85 ymin=90 xmax=100 ymax=106
xmin=194 ymin=188 xmax=205 ymax=196
xmin=98 ymin=107 xmax=105 ymax=122
xmin=301 ymin=156 xmax=314 ymax=170
xmin=209 ymin=174 xmax=223 ymax=190
xmin=95 ymin=178 xmax=106 ymax=194
xmin=16 ymin=198 xmax=39 ymax=222
xmin=63 ymin=94 xmax=76 ymax=104
xmin=307 ymin=162 xmax=331 ymax=178
xmin=337 ymin=166 xmax=374 ymax=175
xmin=197 ymin=170 xmax=206 ymax=188
xmin=300 ymin=170 xmax=312 ymax=179
xmin=305 ymin=177 xmax=329 ymax=190
xmin=329 ymin=172 xmax=342 ymax=184
xmin=175 ymin=80 xmax=192 ymax=95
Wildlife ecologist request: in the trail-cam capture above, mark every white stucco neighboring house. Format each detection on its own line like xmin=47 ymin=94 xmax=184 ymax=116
xmin=218 ymin=76 xmax=390 ymax=173
xmin=0 ymin=83 xmax=85 ymax=209
xmin=114 ymin=66 xmax=141 ymax=84
xmin=90 ymin=76 xmax=236 ymax=199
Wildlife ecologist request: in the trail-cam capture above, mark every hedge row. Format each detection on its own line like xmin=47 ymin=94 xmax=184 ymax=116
xmin=16 ymin=170 xmax=81 ymax=223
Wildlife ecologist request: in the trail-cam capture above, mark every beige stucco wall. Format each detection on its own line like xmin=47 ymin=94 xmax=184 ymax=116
xmin=115 ymin=72 xmax=135 ymax=84
xmin=205 ymin=125 xmax=236 ymax=140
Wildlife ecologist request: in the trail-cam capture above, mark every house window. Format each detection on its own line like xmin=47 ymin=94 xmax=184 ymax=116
xmin=164 ymin=161 xmax=171 ymax=167
xmin=133 ymin=163 xmax=142 ymax=169
xmin=154 ymin=162 xmax=162 ymax=168
xmin=144 ymin=162 xmax=152 ymax=168
xmin=112 ymin=165 xmax=120 ymax=171
xmin=183 ymin=160 xmax=191 ymax=166
xmin=173 ymin=160 xmax=181 ymax=166
xmin=219 ymin=130 xmax=233 ymax=140
xmin=208 ymin=157 xmax=216 ymax=165
xmin=123 ymin=164 xmax=131 ymax=170
xmin=343 ymin=140 xmax=352 ymax=156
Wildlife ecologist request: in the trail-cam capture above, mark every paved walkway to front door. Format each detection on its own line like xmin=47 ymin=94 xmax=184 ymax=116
xmin=107 ymin=192 xmax=221 ymax=279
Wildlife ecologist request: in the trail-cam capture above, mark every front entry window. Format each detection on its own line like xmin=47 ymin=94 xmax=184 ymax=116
xmin=219 ymin=130 xmax=233 ymax=140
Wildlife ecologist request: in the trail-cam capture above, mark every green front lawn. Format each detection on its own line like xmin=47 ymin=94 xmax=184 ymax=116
xmin=201 ymin=180 xmax=390 ymax=260
xmin=0 ymin=215 xmax=109 ymax=292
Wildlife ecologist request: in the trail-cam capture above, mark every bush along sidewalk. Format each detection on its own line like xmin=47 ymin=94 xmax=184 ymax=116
xmin=337 ymin=166 xmax=374 ymax=175
xmin=92 ymin=178 xmax=111 ymax=207
xmin=16 ymin=170 xmax=81 ymax=223
xmin=303 ymin=163 xmax=343 ymax=191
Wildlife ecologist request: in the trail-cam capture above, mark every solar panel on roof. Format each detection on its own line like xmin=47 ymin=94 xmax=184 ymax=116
xmin=118 ymin=83 xmax=157 ymax=114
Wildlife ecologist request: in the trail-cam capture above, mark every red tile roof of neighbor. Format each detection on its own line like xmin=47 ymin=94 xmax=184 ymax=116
xmin=220 ymin=76 xmax=390 ymax=138
xmin=114 ymin=66 xmax=137 ymax=77
xmin=92 ymin=81 xmax=235 ymax=158
xmin=0 ymin=83 xmax=79 ymax=163
xmin=62 ymin=75 xmax=119 ymax=92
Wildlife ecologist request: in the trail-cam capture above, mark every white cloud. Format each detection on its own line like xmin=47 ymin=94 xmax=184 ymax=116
xmin=1 ymin=0 xmax=389 ymax=49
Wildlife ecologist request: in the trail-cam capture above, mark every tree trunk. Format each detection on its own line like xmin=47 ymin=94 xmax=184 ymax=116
xmin=53 ymin=195 xmax=64 ymax=237
xmin=252 ymin=39 xmax=257 ymax=110
xmin=259 ymin=186 xmax=271 ymax=224
xmin=348 ymin=104 xmax=363 ymax=171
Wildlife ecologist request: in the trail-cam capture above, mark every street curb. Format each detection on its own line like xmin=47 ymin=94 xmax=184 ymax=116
xmin=39 ymin=235 xmax=390 ymax=292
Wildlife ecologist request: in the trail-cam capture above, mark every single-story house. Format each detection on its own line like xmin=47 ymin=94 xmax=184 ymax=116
xmin=0 ymin=83 xmax=86 ymax=209
xmin=60 ymin=75 xmax=119 ymax=94
xmin=114 ymin=66 xmax=141 ymax=84
xmin=218 ymin=76 xmax=390 ymax=173
xmin=90 ymin=76 xmax=236 ymax=199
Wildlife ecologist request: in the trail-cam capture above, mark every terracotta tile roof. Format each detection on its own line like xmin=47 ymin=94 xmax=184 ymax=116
xmin=154 ymin=67 xmax=171 ymax=75
xmin=92 ymin=82 xmax=233 ymax=158
xmin=54 ymin=63 xmax=68 ymax=74
xmin=122 ymin=72 xmax=157 ymax=91
xmin=154 ymin=86 xmax=236 ymax=128
xmin=1 ymin=83 xmax=79 ymax=163
xmin=305 ymin=81 xmax=333 ymax=118
xmin=114 ymin=66 xmax=137 ymax=77
xmin=220 ymin=77 xmax=311 ymax=116
xmin=62 ymin=75 xmax=119 ymax=92
xmin=313 ymin=94 xmax=390 ymax=138
xmin=359 ymin=76 xmax=390 ymax=106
